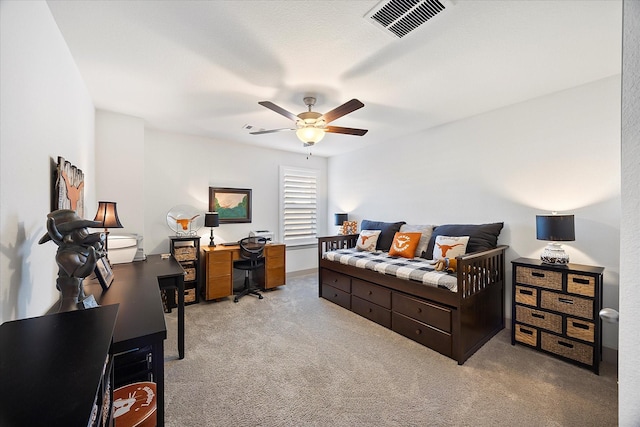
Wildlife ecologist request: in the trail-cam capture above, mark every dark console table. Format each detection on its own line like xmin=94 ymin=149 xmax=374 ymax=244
xmin=0 ymin=304 xmax=119 ymax=426
xmin=42 ymin=254 xmax=185 ymax=426
xmin=89 ymin=254 xmax=185 ymax=425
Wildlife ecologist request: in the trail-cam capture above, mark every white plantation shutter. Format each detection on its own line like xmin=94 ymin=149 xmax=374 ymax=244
xmin=280 ymin=166 xmax=318 ymax=246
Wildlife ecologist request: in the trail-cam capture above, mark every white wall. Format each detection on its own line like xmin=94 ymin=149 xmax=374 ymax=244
xmin=143 ymin=129 xmax=327 ymax=272
xmin=328 ymin=76 xmax=621 ymax=351
xmin=0 ymin=1 xmax=95 ymax=322
xmin=619 ymin=0 xmax=640 ymax=424
xmin=95 ymin=110 xmax=145 ymax=235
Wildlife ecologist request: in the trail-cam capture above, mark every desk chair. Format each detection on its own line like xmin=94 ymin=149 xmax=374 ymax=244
xmin=233 ymin=236 xmax=267 ymax=303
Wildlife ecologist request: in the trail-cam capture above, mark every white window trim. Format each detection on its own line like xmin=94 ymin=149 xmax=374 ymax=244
xmin=279 ymin=166 xmax=318 ymax=247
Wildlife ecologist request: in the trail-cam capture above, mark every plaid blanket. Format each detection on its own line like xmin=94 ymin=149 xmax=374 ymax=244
xmin=323 ymin=248 xmax=458 ymax=292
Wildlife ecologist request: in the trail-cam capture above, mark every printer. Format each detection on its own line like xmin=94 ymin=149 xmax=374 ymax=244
xmin=249 ymin=230 xmax=274 ymax=242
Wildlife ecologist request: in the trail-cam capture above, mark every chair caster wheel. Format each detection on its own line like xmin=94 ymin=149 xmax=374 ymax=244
xmin=234 ymin=298 xmax=239 ymax=303
xmin=258 ymin=295 xmax=264 ymax=299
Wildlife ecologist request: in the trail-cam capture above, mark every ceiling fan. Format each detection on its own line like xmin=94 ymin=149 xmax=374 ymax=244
xmin=250 ymin=97 xmax=368 ymax=146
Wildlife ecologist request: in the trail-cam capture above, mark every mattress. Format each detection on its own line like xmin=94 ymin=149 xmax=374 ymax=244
xmin=323 ymin=248 xmax=457 ymax=292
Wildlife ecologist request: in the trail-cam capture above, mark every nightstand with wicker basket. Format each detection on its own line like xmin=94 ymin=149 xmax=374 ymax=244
xmin=511 ymin=258 xmax=604 ymax=374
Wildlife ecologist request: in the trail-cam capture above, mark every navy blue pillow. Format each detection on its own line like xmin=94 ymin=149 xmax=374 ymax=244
xmin=425 ymin=223 xmax=504 ymax=259
xmin=360 ymin=219 xmax=406 ymax=251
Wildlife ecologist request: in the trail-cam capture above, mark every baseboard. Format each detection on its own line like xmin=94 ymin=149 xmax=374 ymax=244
xmin=504 ymin=318 xmax=618 ymax=366
xmin=286 ymin=268 xmax=317 ymax=279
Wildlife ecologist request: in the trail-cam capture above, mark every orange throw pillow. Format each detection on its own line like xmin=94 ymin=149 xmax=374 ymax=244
xmin=388 ymin=232 xmax=423 ymax=258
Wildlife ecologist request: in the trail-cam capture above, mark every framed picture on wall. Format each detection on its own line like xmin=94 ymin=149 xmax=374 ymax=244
xmin=95 ymin=256 xmax=114 ymax=291
xmin=209 ymin=187 xmax=252 ymax=223
xmin=54 ymin=156 xmax=85 ymax=217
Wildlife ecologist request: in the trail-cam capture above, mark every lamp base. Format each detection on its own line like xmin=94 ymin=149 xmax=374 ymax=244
xmin=540 ymin=243 xmax=570 ymax=265
xmin=209 ymin=228 xmax=216 ymax=247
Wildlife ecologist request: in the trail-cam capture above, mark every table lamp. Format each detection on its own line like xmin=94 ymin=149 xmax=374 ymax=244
xmin=536 ymin=213 xmax=575 ymax=264
xmin=93 ymin=201 xmax=123 ymax=253
xmin=335 ymin=213 xmax=348 ymax=234
xmin=205 ymin=212 xmax=219 ymax=247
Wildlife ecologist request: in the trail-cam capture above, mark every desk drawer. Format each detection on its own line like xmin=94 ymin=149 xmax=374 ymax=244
xmin=540 ymin=291 xmax=593 ymax=319
xmin=322 ymin=269 xmax=351 ymax=293
xmin=352 ymin=296 xmax=391 ymax=328
xmin=352 ymin=279 xmax=391 ymax=309
xmin=321 ymin=283 xmax=350 ymax=309
xmin=392 ymin=312 xmax=452 ymax=357
xmin=515 ymin=266 xmax=562 ymax=291
xmin=393 ymin=293 xmax=451 ymax=333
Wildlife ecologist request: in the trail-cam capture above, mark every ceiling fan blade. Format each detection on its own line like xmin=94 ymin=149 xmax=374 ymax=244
xmin=322 ymin=99 xmax=365 ymax=124
xmin=325 ymin=126 xmax=368 ymax=136
xmin=258 ymin=101 xmax=299 ymax=122
xmin=250 ymin=128 xmax=295 ymax=135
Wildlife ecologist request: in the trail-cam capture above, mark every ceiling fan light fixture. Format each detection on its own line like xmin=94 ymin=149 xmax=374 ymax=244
xmin=296 ymin=126 xmax=325 ymax=144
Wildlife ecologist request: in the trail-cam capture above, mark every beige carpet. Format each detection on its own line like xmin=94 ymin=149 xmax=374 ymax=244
xmin=163 ymin=273 xmax=618 ymax=427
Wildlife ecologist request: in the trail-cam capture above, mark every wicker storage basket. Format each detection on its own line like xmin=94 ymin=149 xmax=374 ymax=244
xmin=185 ymin=288 xmax=196 ymax=303
xmin=184 ymin=267 xmax=196 ymax=282
xmin=173 ymin=246 xmax=196 ymax=261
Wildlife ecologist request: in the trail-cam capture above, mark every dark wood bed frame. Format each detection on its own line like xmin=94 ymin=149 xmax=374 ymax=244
xmin=318 ymin=234 xmax=508 ymax=365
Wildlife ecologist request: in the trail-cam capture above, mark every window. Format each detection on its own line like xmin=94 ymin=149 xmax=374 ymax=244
xmin=279 ymin=166 xmax=318 ymax=246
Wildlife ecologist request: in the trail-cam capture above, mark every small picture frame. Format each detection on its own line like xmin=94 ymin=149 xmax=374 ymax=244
xmin=95 ymin=256 xmax=114 ymax=291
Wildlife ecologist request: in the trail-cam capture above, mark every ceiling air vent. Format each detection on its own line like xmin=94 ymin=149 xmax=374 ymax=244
xmin=364 ymin=0 xmax=453 ymax=39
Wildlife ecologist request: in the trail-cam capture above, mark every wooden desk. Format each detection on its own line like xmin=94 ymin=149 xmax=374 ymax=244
xmin=202 ymin=243 xmax=286 ymax=301
xmin=0 ymin=305 xmax=119 ymax=426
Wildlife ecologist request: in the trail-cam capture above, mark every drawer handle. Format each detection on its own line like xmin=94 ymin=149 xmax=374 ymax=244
xmin=519 ymin=327 xmax=534 ymax=336
xmin=332 ymin=279 xmax=338 ymax=283
xmin=558 ymin=297 xmax=574 ymax=305
xmin=333 ymin=293 xmax=338 ymax=298
xmin=368 ymin=290 xmax=373 ymax=295
xmin=572 ymin=321 xmax=589 ymax=330
xmin=416 ymin=307 xmax=422 ymax=314
xmin=531 ymin=313 xmax=545 ymax=319
xmin=572 ymin=277 xmax=590 ymax=285
xmin=415 ymin=329 xmax=422 ymax=335
xmin=519 ymin=289 xmax=534 ymax=296
xmin=558 ymin=340 xmax=574 ymax=349
xmin=368 ymin=308 xmax=373 ymax=313
xmin=532 ymin=272 xmax=545 ymax=278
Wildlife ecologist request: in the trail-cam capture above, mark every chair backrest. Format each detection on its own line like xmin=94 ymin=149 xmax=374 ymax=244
xmin=238 ymin=236 xmax=267 ymax=263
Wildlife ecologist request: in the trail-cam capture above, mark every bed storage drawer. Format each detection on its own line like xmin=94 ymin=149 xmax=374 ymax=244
xmin=352 ymin=279 xmax=391 ymax=309
xmin=392 ymin=312 xmax=452 ymax=357
xmin=321 ymin=283 xmax=351 ymax=309
xmin=393 ymin=293 xmax=451 ymax=333
xmin=352 ymin=296 xmax=391 ymax=328
xmin=322 ymin=269 xmax=351 ymax=293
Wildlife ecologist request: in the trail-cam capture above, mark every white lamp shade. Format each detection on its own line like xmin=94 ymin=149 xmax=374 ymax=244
xmin=296 ymin=127 xmax=325 ymax=144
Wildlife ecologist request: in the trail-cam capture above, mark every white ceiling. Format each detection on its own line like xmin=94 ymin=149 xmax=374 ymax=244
xmin=46 ymin=0 xmax=622 ymax=157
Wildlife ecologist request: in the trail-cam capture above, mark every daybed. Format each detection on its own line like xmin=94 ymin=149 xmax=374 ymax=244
xmin=318 ymin=220 xmax=508 ymax=365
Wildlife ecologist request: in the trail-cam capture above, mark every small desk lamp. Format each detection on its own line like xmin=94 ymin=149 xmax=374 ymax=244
xmin=536 ymin=213 xmax=575 ymax=264
xmin=93 ymin=201 xmax=123 ymax=253
xmin=205 ymin=212 xmax=219 ymax=247
xmin=335 ymin=213 xmax=348 ymax=234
